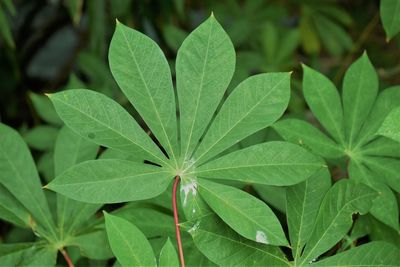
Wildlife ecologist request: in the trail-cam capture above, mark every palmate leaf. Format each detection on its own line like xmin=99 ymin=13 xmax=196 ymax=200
xmin=196 ymin=141 xmax=325 ymax=186
xmin=109 ymin=21 xmax=179 ymax=163
xmin=0 ymin=123 xmax=57 ymax=241
xmin=177 ymin=15 xmax=236 ymax=161
xmin=182 ymin=214 xmax=290 ymax=266
xmin=47 ymin=159 xmax=173 ymax=203
xmin=313 ymin=241 xmax=400 ymax=266
xmin=197 ymin=179 xmax=288 ymax=246
xmin=299 ymin=180 xmax=377 ymax=265
xmin=104 ymin=212 xmax=156 ymax=267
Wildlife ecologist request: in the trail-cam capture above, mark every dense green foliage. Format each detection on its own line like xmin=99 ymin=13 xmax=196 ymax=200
xmin=1 ymin=1 xmax=400 ymax=266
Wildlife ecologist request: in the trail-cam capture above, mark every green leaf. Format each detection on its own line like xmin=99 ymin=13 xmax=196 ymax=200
xmin=357 ymin=86 xmax=400 ymax=145
xmin=286 ymin=168 xmax=331 ymax=262
xmin=361 ymin=137 xmax=400 ymax=158
xmin=381 ymin=0 xmax=400 ymax=40
xmin=159 ymin=238 xmax=179 ymax=267
xmin=193 ymin=73 xmax=291 ymax=164
xmin=179 ymin=176 xmax=212 ymax=221
xmin=362 ymin=156 xmax=400 ymax=192
xmin=47 ymin=159 xmax=172 ymax=203
xmin=198 ymin=179 xmax=288 ymax=246
xmin=273 ymin=119 xmax=344 ymax=158
xmin=349 ymin=160 xmax=399 ymax=231
xmin=313 ymin=241 xmax=400 ymax=266
xmin=177 ymin=15 xmax=235 ymax=160
xmin=342 ymin=53 xmax=378 ymax=148
xmin=0 ymin=184 xmax=30 ymax=227
xmin=47 ymin=89 xmax=169 ymax=166
xmin=378 ymin=106 xmax=400 ymax=143
xmin=300 ymin=180 xmax=377 ymax=264
xmin=196 ymin=141 xmax=325 ymax=186
xmin=23 ymin=126 xmax=58 ymax=151
xmin=182 ymin=214 xmax=290 ymax=266
xmin=109 ymin=22 xmax=178 ymax=162
xmin=253 ymin=185 xmax=286 ymax=214
xmin=0 ymin=242 xmax=57 ymax=267
xmin=68 ymin=228 xmax=113 ymax=260
xmin=104 ymin=212 xmax=156 ymax=267
xmin=302 ymin=64 xmax=345 ymax=144
xmin=113 ymin=206 xmax=175 ymax=238
xmin=0 ymin=123 xmax=56 ymax=241
xmin=29 ymin=92 xmax=62 ymax=125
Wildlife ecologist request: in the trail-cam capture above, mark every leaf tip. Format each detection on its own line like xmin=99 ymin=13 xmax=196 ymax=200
xmin=115 ymin=18 xmax=121 ymax=25
xmin=44 ymin=93 xmax=52 ymax=98
xmin=210 ymin=11 xmax=215 ymax=18
xmin=42 ymin=184 xmax=49 ymax=189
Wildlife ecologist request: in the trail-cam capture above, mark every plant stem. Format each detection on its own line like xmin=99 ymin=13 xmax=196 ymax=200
xmin=172 ymin=176 xmax=186 ymax=267
xmin=60 ymin=249 xmax=75 ymax=267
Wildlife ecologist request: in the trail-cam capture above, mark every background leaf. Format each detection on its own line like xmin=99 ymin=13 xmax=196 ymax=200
xmin=380 ymin=0 xmax=400 ymax=40
xmin=158 ymin=238 xmax=179 ymax=267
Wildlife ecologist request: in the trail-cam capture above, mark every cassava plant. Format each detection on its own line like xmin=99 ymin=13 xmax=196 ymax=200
xmin=1 ymin=12 xmax=400 ymax=267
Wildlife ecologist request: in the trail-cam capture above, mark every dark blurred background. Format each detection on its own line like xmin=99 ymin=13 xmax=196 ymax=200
xmin=1 ymin=0 xmax=399 ymax=129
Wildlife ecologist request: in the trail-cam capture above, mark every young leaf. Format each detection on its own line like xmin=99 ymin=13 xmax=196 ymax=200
xmin=193 ymin=73 xmax=291 ymax=164
xmin=286 ymin=168 xmax=331 ymax=262
xmin=198 ymin=179 xmax=288 ymax=246
xmin=0 ymin=123 xmax=56 ymax=240
xmin=109 ymin=22 xmax=178 ymax=162
xmin=159 ymin=238 xmax=179 ymax=267
xmin=104 ymin=212 xmax=156 ymax=267
xmin=380 ymin=0 xmax=400 ymax=40
xmin=177 ymin=15 xmax=235 ymax=160
xmin=196 ymin=141 xmax=325 ymax=186
xmin=47 ymin=89 xmax=169 ymax=166
xmin=182 ymin=214 xmax=290 ymax=266
xmin=273 ymin=119 xmax=344 ymax=158
xmin=313 ymin=241 xmax=400 ymax=266
xmin=342 ymin=53 xmax=378 ymax=148
xmin=300 ymin=180 xmax=377 ymax=264
xmin=302 ymin=64 xmax=345 ymax=144
xmin=378 ymin=106 xmax=400 ymax=143
xmin=47 ymin=159 xmax=173 ymax=203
